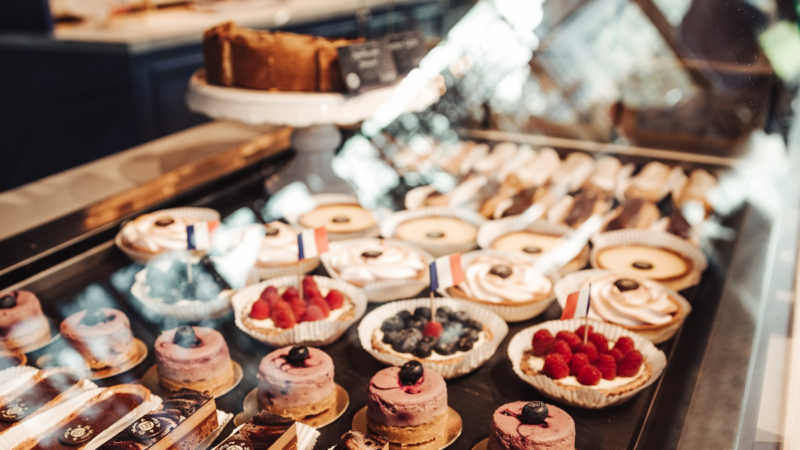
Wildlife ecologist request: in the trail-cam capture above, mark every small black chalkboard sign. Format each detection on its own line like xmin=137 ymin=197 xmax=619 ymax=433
xmin=386 ymin=30 xmax=426 ymax=75
xmin=337 ymin=40 xmax=399 ymax=93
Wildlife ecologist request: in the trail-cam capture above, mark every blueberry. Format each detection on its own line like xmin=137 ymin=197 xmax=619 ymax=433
xmin=80 ymin=309 xmax=108 ymax=327
xmin=383 ymin=331 xmax=401 ymax=345
xmin=0 ymin=292 xmax=17 ymax=309
xmin=434 ymin=341 xmax=456 ymax=356
xmin=413 ymin=341 xmax=433 ymax=358
xmin=286 ymin=345 xmax=310 ymax=366
xmin=399 ymin=361 xmax=424 ymax=385
xmin=434 ymin=309 xmax=450 ymax=325
xmin=521 ymin=401 xmax=549 ymax=425
xmin=465 ymin=320 xmax=483 ymax=331
xmin=381 ymin=316 xmax=405 ymax=332
xmin=456 ymin=336 xmax=474 ymax=352
xmin=453 ymin=311 xmax=470 ymax=324
xmin=413 ymin=307 xmax=431 ymax=320
xmin=397 ymin=335 xmax=420 ymax=354
xmin=438 ymin=306 xmax=454 ymax=317
xmin=407 ymin=317 xmax=427 ymax=330
xmin=422 ymin=335 xmax=438 ymax=345
xmin=463 ymin=328 xmax=480 ymax=342
xmin=173 ymin=326 xmax=200 ymax=348
xmin=395 ymin=311 xmax=413 ymax=324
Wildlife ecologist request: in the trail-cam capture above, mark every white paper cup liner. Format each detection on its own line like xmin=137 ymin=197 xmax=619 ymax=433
xmin=286 ymin=194 xmax=380 ymax=242
xmin=358 ymin=298 xmax=508 ymax=379
xmin=232 ymin=275 xmax=367 ymax=347
xmin=0 ymin=366 xmax=39 ymax=396
xmin=115 ymin=207 xmax=221 ymax=264
xmin=380 ymin=207 xmax=487 ymax=257
xmin=554 ymin=269 xmax=692 ymax=344
xmin=130 ymin=262 xmax=233 ymax=323
xmin=437 ymin=249 xmax=559 ymax=322
xmin=508 ymin=319 xmax=667 ymax=408
xmin=252 ymin=258 xmax=320 ymax=281
xmin=321 ymin=238 xmax=434 ymax=303
xmin=590 ymin=229 xmax=707 ymax=291
xmin=477 ymin=218 xmax=590 ymax=276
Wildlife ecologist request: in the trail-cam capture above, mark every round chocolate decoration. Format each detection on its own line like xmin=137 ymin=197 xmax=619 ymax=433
xmin=80 ymin=308 xmax=107 ymax=327
xmin=60 ymin=424 xmax=94 ymax=446
xmin=361 ymin=250 xmax=383 ymax=259
xmin=489 ymin=265 xmax=513 ymax=279
xmin=632 ymin=261 xmax=654 ymax=270
xmin=264 ymin=227 xmax=280 ymax=236
xmin=331 ymin=215 xmax=350 ymax=223
xmin=522 ymin=246 xmax=542 ymax=254
xmin=426 ymin=231 xmax=445 ymax=239
xmin=129 ymin=416 xmax=166 ymax=440
xmin=173 ymin=326 xmax=201 ymax=349
xmin=218 ymin=439 xmax=254 ymax=450
xmin=614 ymin=279 xmax=640 ymax=292
xmin=0 ymin=292 xmax=17 ymax=309
xmin=0 ymin=402 xmax=29 ymax=422
xmin=155 ymin=216 xmax=175 ymax=227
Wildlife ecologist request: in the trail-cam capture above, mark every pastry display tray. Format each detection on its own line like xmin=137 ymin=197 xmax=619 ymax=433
xmin=0 ymin=133 xmax=775 ymax=450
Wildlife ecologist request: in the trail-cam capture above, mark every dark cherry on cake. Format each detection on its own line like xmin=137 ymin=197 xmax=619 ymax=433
xmin=379 ymin=306 xmax=483 ymax=358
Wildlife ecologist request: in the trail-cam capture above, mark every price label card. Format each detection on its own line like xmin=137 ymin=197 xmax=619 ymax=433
xmin=337 ymin=40 xmax=399 ymax=92
xmin=386 ymin=30 xmax=426 ymax=75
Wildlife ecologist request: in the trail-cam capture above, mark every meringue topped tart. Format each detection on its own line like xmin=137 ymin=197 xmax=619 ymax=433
xmin=327 ymin=240 xmax=426 ymax=287
xmin=120 ymin=212 xmax=198 ymax=254
xmin=594 ymin=245 xmax=692 ymax=282
xmin=393 ymin=216 xmax=478 ymax=245
xmin=490 ymin=231 xmax=589 ymax=273
xmin=366 ymin=362 xmax=448 ymax=445
xmin=60 ymin=308 xmax=136 ymax=370
xmin=447 ymin=255 xmax=553 ymax=306
xmin=298 ymin=204 xmax=377 ymax=235
xmin=489 ymin=401 xmax=575 ymax=450
xmin=0 ymin=291 xmax=51 ymax=351
xmin=257 ymin=345 xmax=336 ymax=420
xmin=256 ymin=221 xmax=301 ymax=268
xmin=333 ymin=431 xmax=389 ymax=450
xmin=155 ymin=326 xmax=235 ymax=395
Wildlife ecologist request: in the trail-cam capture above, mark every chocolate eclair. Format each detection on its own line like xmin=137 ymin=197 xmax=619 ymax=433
xmin=216 ymin=412 xmax=296 ymax=450
xmin=0 ymin=369 xmax=83 ymax=434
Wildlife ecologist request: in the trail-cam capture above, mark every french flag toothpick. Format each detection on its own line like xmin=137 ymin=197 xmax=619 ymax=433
xmin=298 ymin=227 xmax=329 ymax=260
xmin=429 ymin=253 xmax=465 ymax=291
xmin=561 ymin=284 xmax=592 ymax=320
xmin=187 ymin=220 xmax=219 ymax=251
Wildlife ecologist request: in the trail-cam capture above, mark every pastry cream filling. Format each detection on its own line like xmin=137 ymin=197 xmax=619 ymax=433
xmin=257 ymin=222 xmax=299 ymax=264
xmin=460 ymin=255 xmax=552 ymax=303
xmin=123 ymin=214 xmax=194 ymax=252
xmin=330 ymin=242 xmax=425 ymax=283
xmin=589 ymin=275 xmax=677 ymax=326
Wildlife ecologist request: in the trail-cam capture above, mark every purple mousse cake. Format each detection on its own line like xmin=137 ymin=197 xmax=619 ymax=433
xmin=366 ymin=361 xmax=448 ymax=445
xmin=488 ymin=401 xmax=575 ymax=450
xmin=155 ymin=326 xmax=234 ymax=395
xmin=60 ymin=308 xmax=136 ymax=370
xmin=0 ymin=291 xmax=51 ymax=351
xmin=257 ymin=345 xmax=335 ymax=420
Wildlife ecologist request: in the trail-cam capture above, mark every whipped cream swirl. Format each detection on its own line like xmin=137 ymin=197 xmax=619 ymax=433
xmin=329 ymin=241 xmax=425 ymax=283
xmin=122 ymin=213 xmax=194 ymax=252
xmin=257 ymin=221 xmax=299 ymax=264
xmin=589 ymin=274 xmax=677 ymax=326
xmin=460 ymin=255 xmax=552 ymax=303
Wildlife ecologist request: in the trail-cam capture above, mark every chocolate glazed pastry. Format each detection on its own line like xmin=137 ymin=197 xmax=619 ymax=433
xmin=0 ymin=371 xmax=81 ymax=432
xmin=333 ymin=431 xmax=389 ymax=450
xmin=666 ymin=210 xmax=693 ymax=240
xmin=563 ymin=191 xmax=602 ymax=228
xmin=220 ymin=412 xmax=295 ymax=450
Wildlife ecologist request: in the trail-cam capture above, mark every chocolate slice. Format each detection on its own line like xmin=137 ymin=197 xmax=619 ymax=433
xmin=334 ymin=431 xmax=390 ymax=450
xmin=564 ymin=191 xmax=600 ymax=228
xmin=223 ymin=412 xmax=295 ymax=450
xmin=606 ymin=199 xmax=647 ymax=231
xmin=501 ymin=188 xmax=537 ymax=218
xmin=666 ymin=210 xmax=693 ymax=240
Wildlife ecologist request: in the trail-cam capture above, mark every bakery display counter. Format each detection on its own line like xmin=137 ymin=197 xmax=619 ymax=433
xmin=1 ymin=121 xmax=795 ymax=449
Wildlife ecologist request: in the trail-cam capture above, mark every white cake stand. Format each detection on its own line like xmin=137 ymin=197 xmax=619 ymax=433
xmin=187 ymin=70 xmax=440 ymax=194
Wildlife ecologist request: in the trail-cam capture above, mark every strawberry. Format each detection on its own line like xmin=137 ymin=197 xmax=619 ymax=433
xmin=613 ymin=336 xmax=635 ymax=355
xmin=424 ymin=321 xmax=444 ymax=338
xmin=325 ymin=290 xmax=345 ymax=310
xmin=589 ymin=332 xmax=609 ymax=354
xmin=302 ymin=276 xmax=318 ymax=291
xmin=302 ymin=304 xmax=326 ymax=322
xmin=303 ymin=285 xmax=321 ymax=301
xmin=569 ymin=353 xmax=590 ymax=376
xmin=574 ymin=324 xmax=593 ymax=338
xmin=282 ymin=287 xmax=300 ymax=303
xmin=289 ymin=298 xmax=306 ymax=321
xmin=542 ymin=353 xmax=570 ymax=379
xmin=263 ymin=292 xmax=283 ymax=308
xmin=576 ymin=364 xmax=602 ymax=385
xmin=618 ymin=350 xmax=643 ymax=377
xmin=608 ymin=348 xmax=624 ymax=362
xmin=249 ymin=300 xmax=271 ymax=320
xmin=574 ymin=342 xmax=599 ymax=363
xmin=259 ymin=286 xmax=278 ymax=301
xmin=309 ymin=296 xmax=330 ymax=318
xmin=595 ymin=354 xmax=617 ymax=380
xmin=531 ymin=330 xmax=554 ymax=356
xmin=271 ymin=302 xmax=296 ymax=329
xmin=556 ymin=331 xmax=582 ymax=350
xmin=547 ymin=339 xmax=572 ymax=361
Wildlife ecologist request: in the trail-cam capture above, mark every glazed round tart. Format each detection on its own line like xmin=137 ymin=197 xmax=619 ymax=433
xmin=508 ymin=319 xmax=666 ymax=408
xmin=440 ymin=250 xmax=558 ymax=322
xmin=358 ymin=298 xmax=507 ymax=379
xmin=232 ymin=276 xmax=367 ymax=346
xmin=590 ymin=230 xmax=707 ymax=291
xmin=287 ymin=194 xmax=380 ymax=241
xmin=115 ymin=207 xmax=220 ymax=264
xmin=477 ymin=217 xmax=590 ymax=276
xmin=320 ymin=238 xmax=434 ymax=302
xmin=380 ymin=207 xmax=486 ymax=257
xmin=555 ymin=269 xmax=691 ymax=343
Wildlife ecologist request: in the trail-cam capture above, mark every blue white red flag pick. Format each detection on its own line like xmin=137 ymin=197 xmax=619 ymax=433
xmin=429 ymin=253 xmax=465 ymax=291
xmin=298 ymin=227 xmax=329 ymax=260
xmin=561 ymin=284 xmax=592 ymax=320
xmin=186 ymin=220 xmax=219 ymax=251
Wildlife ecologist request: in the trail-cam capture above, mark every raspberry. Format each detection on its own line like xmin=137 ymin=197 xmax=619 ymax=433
xmin=542 ymin=353 xmax=570 ymax=379
xmin=325 ymin=290 xmax=345 ymax=310
xmin=282 ymin=287 xmax=299 ymax=303
xmin=618 ymin=350 xmax=643 ymax=377
xmin=304 ymin=286 xmax=321 ymax=301
xmin=569 ymin=353 xmax=590 ymax=376
xmin=595 ymin=354 xmax=617 ymax=380
xmin=259 ymin=286 xmax=278 ymax=301
xmin=424 ymin=321 xmax=444 ymax=338
xmin=262 ymin=292 xmax=282 ymax=308
xmin=574 ymin=324 xmax=593 ymax=338
xmin=576 ymin=364 xmax=602 ymax=385
xmin=289 ymin=298 xmax=306 ymax=320
xmin=531 ymin=329 xmax=554 ymax=356
xmin=309 ymin=296 xmax=330 ymax=318
xmin=302 ymin=276 xmax=318 ymax=291
xmin=613 ymin=336 xmax=635 ymax=355
xmin=574 ymin=342 xmax=598 ymax=362
xmin=608 ymin=348 xmax=624 ymax=362
xmin=546 ymin=339 xmax=572 ymax=361
xmin=556 ymin=331 xmax=582 ymax=350
xmin=589 ymin=332 xmax=609 ymax=354
xmin=249 ymin=300 xmax=271 ymax=320
xmin=271 ymin=302 xmax=296 ymax=329
xmin=302 ymin=304 xmax=326 ymax=321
